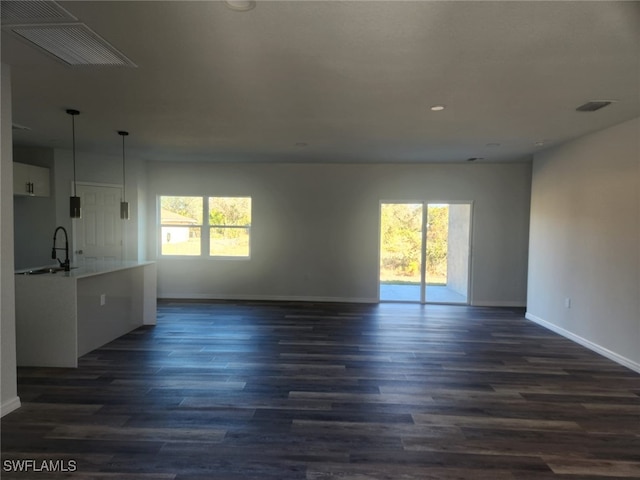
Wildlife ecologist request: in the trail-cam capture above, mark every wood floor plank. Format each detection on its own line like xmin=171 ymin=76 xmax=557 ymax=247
xmin=46 ymin=425 xmax=226 ymax=443
xmin=543 ymin=456 xmax=640 ymax=477
xmin=2 ymin=300 xmax=639 ymax=479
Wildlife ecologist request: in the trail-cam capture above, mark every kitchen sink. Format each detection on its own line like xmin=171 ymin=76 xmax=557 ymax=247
xmin=19 ymin=267 xmax=77 ymax=275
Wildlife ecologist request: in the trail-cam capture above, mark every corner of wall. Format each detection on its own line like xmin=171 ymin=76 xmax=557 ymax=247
xmin=1 ymin=63 xmax=21 ymax=416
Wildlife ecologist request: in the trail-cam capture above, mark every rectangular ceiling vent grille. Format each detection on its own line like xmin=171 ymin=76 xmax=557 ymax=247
xmin=1 ymin=0 xmax=76 ymax=24
xmin=10 ymin=23 xmax=137 ymax=67
xmin=12 ymin=123 xmax=31 ymax=131
xmin=576 ymin=101 xmax=613 ymax=112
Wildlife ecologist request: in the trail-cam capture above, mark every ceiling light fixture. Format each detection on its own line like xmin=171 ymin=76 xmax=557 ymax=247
xmin=430 ymin=105 xmax=446 ymax=111
xmin=118 ymin=130 xmax=130 ymax=220
xmin=224 ymin=1 xmax=256 ymax=12
xmin=66 ymin=109 xmax=81 ymax=218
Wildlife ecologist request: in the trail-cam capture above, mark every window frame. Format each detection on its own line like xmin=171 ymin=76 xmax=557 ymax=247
xmin=158 ymin=195 xmax=252 ymax=259
xmin=207 ymin=196 xmax=252 ymax=258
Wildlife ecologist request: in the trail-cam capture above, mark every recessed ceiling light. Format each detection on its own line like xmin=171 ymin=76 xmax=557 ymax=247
xmin=430 ymin=105 xmax=446 ymax=111
xmin=224 ymin=1 xmax=256 ymax=11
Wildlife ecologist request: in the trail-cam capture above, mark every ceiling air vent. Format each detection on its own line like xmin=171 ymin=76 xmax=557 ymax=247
xmin=0 ymin=0 xmax=76 ymax=25
xmin=9 ymin=23 xmax=137 ymax=67
xmin=576 ymin=101 xmax=613 ymax=112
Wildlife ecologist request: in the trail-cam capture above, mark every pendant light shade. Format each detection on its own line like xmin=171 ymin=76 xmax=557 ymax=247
xmin=118 ymin=130 xmax=130 ymax=220
xmin=67 ymin=109 xmax=81 ymax=218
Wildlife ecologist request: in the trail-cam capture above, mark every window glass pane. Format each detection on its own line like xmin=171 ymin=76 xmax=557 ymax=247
xmin=209 ymin=197 xmax=251 ymax=226
xmin=161 ymin=226 xmax=201 ymax=256
xmin=210 ymin=227 xmax=250 ymax=257
xmin=379 ymin=203 xmax=423 ymax=285
xmin=161 ymin=196 xmax=203 ymax=225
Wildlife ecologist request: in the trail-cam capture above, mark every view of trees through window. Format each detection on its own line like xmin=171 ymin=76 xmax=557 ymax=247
xmin=209 ymin=197 xmax=251 ymax=256
xmin=380 ymin=203 xmax=449 ymax=285
xmin=160 ymin=196 xmax=251 ymax=257
xmin=426 ymin=205 xmax=449 ymax=284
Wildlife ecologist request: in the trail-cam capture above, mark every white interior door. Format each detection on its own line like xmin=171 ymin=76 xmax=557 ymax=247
xmin=74 ymin=184 xmax=123 ymax=266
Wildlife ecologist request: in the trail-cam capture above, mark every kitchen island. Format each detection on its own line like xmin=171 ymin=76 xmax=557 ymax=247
xmin=15 ymin=261 xmax=156 ymax=368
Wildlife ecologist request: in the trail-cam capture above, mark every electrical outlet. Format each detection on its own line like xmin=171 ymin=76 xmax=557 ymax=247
xmin=564 ymin=297 xmax=571 ymax=309
xmin=100 ymin=294 xmax=106 ymax=306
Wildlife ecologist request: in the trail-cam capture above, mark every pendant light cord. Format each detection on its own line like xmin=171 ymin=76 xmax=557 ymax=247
xmin=71 ymin=114 xmax=77 ymax=196
xmin=66 ymin=109 xmax=80 ymax=197
xmin=121 ymin=134 xmax=126 ymax=202
xmin=118 ymin=131 xmax=129 ymax=203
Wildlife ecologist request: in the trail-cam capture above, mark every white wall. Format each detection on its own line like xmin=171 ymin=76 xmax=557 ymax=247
xmin=148 ymin=162 xmax=531 ymax=305
xmin=1 ymin=64 xmax=21 ymax=416
xmin=527 ymin=117 xmax=640 ymax=372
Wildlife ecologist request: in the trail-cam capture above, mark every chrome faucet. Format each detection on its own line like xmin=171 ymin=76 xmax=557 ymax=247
xmin=52 ymin=226 xmax=70 ymax=272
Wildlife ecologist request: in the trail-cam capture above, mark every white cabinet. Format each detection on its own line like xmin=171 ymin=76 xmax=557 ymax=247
xmin=13 ymin=162 xmax=50 ymax=197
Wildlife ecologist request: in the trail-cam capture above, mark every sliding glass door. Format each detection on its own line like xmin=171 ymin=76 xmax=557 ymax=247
xmin=379 ymin=203 xmax=423 ymax=302
xmin=379 ymin=202 xmax=472 ymax=304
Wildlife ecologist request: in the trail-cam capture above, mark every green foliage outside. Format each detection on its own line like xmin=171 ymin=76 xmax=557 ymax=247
xmin=209 ymin=197 xmax=251 ymax=243
xmin=209 ymin=197 xmax=251 ymax=226
xmin=380 ymin=204 xmax=422 ymax=280
xmin=160 ymin=196 xmax=203 ymax=223
xmin=380 ymin=204 xmax=448 ymax=285
xmin=210 ymin=227 xmax=250 ymax=256
xmin=426 ymin=205 xmax=448 ymax=283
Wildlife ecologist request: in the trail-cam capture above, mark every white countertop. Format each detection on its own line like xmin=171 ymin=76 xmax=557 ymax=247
xmin=16 ymin=261 xmax=155 ymax=279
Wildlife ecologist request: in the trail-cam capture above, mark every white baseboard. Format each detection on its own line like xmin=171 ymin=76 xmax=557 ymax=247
xmin=472 ymin=300 xmax=527 ymax=307
xmin=525 ymin=312 xmax=640 ymax=374
xmin=1 ymin=396 xmax=21 ymax=417
xmin=159 ymin=295 xmax=529 ymax=308
xmin=159 ymin=293 xmax=378 ymax=304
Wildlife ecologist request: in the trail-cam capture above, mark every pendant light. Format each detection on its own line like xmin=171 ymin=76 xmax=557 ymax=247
xmin=118 ymin=130 xmax=130 ymax=220
xmin=67 ymin=109 xmax=81 ymax=218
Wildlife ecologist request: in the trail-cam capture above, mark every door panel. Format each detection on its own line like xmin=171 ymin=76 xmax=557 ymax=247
xmin=379 ymin=203 xmax=423 ymax=302
xmin=74 ymin=184 xmax=123 ymax=266
xmin=424 ymin=203 xmax=471 ymax=304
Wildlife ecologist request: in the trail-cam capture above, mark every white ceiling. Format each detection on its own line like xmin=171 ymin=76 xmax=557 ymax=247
xmin=2 ymin=0 xmax=639 ymax=164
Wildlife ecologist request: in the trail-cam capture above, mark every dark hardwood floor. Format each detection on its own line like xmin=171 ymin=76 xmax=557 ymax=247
xmin=2 ymin=300 xmax=640 ymax=479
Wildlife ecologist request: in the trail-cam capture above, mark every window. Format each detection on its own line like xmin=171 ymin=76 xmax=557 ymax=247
xmin=160 ymin=196 xmax=203 ymax=256
xmin=160 ymin=196 xmax=251 ymax=257
xmin=209 ymin=196 xmax=251 ymax=257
